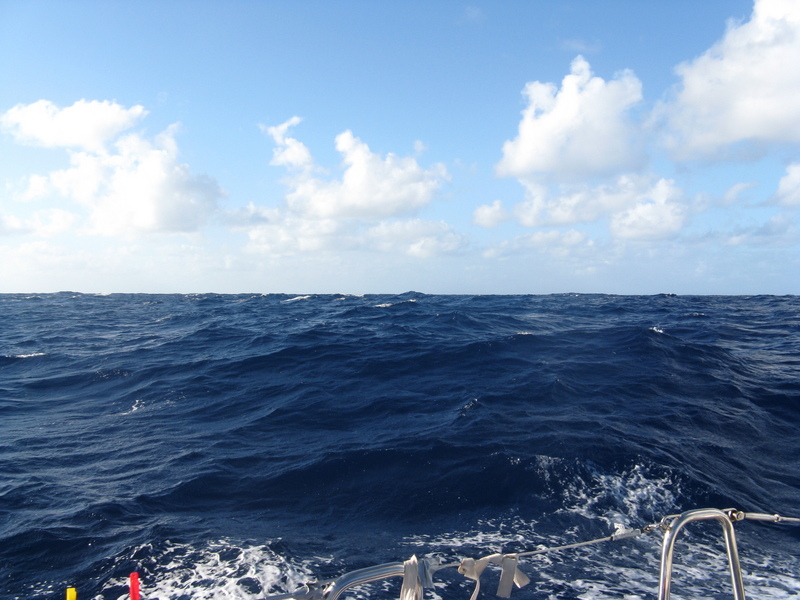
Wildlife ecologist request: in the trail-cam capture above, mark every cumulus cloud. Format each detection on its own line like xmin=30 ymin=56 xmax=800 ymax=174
xmin=1 ymin=99 xmax=147 ymax=153
xmin=510 ymin=174 xmax=687 ymax=240
xmin=775 ymin=163 xmax=800 ymax=206
xmin=609 ymin=179 xmax=686 ymax=240
xmin=513 ymin=175 xmax=643 ymax=227
xmin=232 ymin=203 xmax=347 ymax=255
xmin=241 ymin=118 xmax=458 ymax=257
xmin=89 ymin=131 xmax=222 ymax=236
xmin=473 ymin=199 xmax=510 ymax=228
xmin=265 ymin=118 xmax=449 ymax=220
xmin=496 ymin=56 xmax=643 ymax=182
xmin=662 ymin=0 xmax=800 ymax=157
xmin=260 ymin=116 xmax=313 ymax=170
xmin=4 ymin=100 xmax=224 ymax=238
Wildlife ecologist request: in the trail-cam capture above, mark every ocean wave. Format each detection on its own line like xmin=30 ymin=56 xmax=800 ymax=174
xmin=1 ymin=293 xmax=798 ymax=599
xmin=3 ymin=352 xmax=46 ymax=358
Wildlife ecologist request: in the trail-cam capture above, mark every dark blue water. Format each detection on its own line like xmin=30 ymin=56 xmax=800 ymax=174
xmin=2 ymin=293 xmax=799 ymax=600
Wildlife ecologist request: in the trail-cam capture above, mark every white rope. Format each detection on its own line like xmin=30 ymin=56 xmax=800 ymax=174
xmin=400 ymin=556 xmax=436 ymax=600
xmin=400 ymin=556 xmax=423 ymax=600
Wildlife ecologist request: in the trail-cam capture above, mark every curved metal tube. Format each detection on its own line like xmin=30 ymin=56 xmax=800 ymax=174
xmin=323 ymin=562 xmax=406 ymax=600
xmin=658 ymin=508 xmax=746 ymax=600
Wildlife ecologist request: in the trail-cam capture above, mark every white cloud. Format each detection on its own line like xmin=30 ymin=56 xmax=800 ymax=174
xmin=241 ymin=118 xmax=456 ymax=258
xmin=83 ymin=127 xmax=223 ymax=236
xmin=237 ymin=206 xmax=466 ymax=259
xmin=239 ymin=205 xmax=347 ymax=255
xmin=484 ymin=228 xmax=589 ymax=259
xmin=0 ymin=209 xmax=76 ymax=237
xmin=0 ymin=214 xmax=32 ymax=236
xmin=721 ymin=181 xmax=757 ymax=206
xmin=1 ymin=99 xmax=147 ymax=153
xmin=726 ymin=211 xmax=798 ymax=246
xmin=510 ymin=175 xmax=687 ymax=241
xmin=473 ymin=199 xmax=510 ymax=228
xmin=513 ymin=175 xmax=650 ymax=227
xmin=260 ymin=116 xmax=314 ymax=170
xmin=269 ymin=120 xmax=449 ymax=220
xmin=0 ymin=238 xmax=245 ymax=293
xmin=662 ymin=0 xmax=800 ymax=157
xmin=775 ymin=163 xmax=800 ymax=206
xmin=365 ymin=219 xmax=467 ymax=258
xmin=609 ymin=179 xmax=686 ymax=240
xmin=496 ymin=56 xmax=643 ymax=182
xmin=5 ymin=100 xmax=224 ymax=239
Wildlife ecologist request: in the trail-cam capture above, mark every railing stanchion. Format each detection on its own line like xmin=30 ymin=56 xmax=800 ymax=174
xmin=658 ymin=508 xmax=746 ymax=600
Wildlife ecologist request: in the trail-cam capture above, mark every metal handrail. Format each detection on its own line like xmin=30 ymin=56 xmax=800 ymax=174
xmin=323 ymin=562 xmax=406 ymax=600
xmin=262 ymin=507 xmax=800 ymax=600
xmin=657 ymin=508 xmax=746 ymax=600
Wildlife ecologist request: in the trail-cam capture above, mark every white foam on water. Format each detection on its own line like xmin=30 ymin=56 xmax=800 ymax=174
xmin=406 ymin=523 xmax=799 ymax=600
xmin=82 ymin=465 xmax=798 ymax=600
xmin=402 ymin=522 xmax=662 ymax=599
xmin=120 ymin=398 xmax=147 ymax=415
xmin=399 ymin=464 xmax=800 ymax=600
xmin=404 ymin=514 xmax=539 ymax=553
xmin=282 ymin=296 xmax=312 ymax=303
xmin=7 ymin=352 xmax=46 ymax=358
xmin=555 ymin=462 xmax=679 ymax=528
xmin=374 ymin=298 xmax=418 ymax=308
xmin=98 ymin=539 xmax=322 ymax=600
xmin=99 ymin=525 xmax=798 ymax=600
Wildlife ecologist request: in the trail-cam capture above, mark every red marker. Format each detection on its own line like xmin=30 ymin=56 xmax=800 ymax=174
xmin=130 ymin=572 xmax=140 ymax=600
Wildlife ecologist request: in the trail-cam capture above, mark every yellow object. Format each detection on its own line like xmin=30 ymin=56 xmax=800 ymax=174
xmin=66 ymin=588 xmax=77 ymax=600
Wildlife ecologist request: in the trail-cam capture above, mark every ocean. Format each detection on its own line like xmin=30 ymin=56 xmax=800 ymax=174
xmin=1 ymin=292 xmax=798 ymax=600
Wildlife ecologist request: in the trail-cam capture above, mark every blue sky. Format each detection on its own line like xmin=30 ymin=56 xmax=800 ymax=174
xmin=1 ymin=0 xmax=798 ymax=294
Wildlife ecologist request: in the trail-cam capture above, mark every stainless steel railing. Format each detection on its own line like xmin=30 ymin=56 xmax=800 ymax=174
xmin=657 ymin=508 xmax=746 ymax=600
xmin=262 ymin=507 xmax=800 ymax=600
xmin=657 ymin=508 xmax=800 ymax=600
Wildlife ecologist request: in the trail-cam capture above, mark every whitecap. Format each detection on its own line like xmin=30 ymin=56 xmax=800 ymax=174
xmin=121 ymin=399 xmax=146 ymax=416
xmin=104 ymin=539 xmax=321 ymax=600
xmin=281 ymin=295 xmax=311 ymax=303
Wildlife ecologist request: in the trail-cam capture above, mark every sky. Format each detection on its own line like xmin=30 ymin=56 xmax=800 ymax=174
xmin=1 ymin=0 xmax=798 ymax=294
